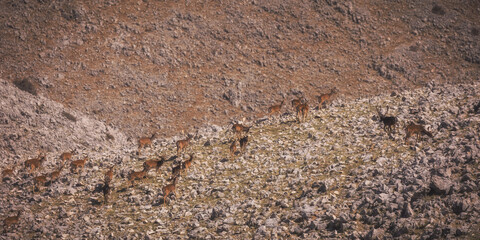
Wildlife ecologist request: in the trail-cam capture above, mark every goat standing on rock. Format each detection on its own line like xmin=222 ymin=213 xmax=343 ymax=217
xmin=181 ymin=154 xmax=194 ymax=172
xmin=239 ymin=136 xmax=249 ymax=153
xmin=268 ymin=100 xmax=285 ymax=119
xmin=376 ymin=106 xmax=397 ymax=136
xmin=176 ymin=135 xmax=193 ymax=155
xmin=2 ymin=167 xmax=14 ymax=182
xmin=317 ymin=88 xmax=338 ymax=109
xmin=162 ymin=176 xmax=179 ymax=206
xmin=143 ymin=157 xmax=165 ymax=173
xmin=138 ymin=133 xmax=157 ymax=155
xmin=231 ymin=123 xmax=251 ymax=140
xmin=70 ymin=157 xmax=88 ymax=173
xmin=291 ymin=97 xmax=305 ymax=110
xmin=171 ymin=163 xmax=185 ymax=179
xmin=127 ymin=169 xmax=147 ymax=187
xmin=104 ymin=166 xmax=115 ymax=183
xmin=230 ymin=140 xmax=237 ymax=158
xmin=59 ymin=149 xmax=76 ymax=164
xmin=405 ymin=122 xmax=433 ymax=144
xmin=296 ymin=102 xmax=309 ymax=123
xmin=102 ymin=180 xmax=112 ymax=204
xmin=49 ymin=164 xmax=64 ymax=182
xmin=3 ymin=212 xmax=21 ymax=233
xmin=24 ymin=153 xmax=46 ymax=174
xmin=33 ymin=174 xmax=48 ymax=193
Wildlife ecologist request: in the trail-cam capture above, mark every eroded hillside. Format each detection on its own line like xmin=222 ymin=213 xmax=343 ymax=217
xmin=0 ymin=0 xmax=479 ymax=139
xmin=0 ymin=79 xmax=128 ymax=162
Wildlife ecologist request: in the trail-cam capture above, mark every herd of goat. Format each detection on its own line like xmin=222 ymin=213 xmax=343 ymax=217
xmin=1 ymin=89 xmax=439 ymax=232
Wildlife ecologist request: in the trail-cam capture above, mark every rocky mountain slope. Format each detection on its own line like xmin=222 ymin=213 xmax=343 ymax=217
xmin=0 ymin=0 xmax=479 ymax=139
xmin=1 ymin=78 xmax=479 ymax=239
xmin=0 ymin=78 xmax=128 ymax=161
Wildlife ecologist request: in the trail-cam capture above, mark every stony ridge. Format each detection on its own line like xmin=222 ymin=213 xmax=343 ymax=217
xmin=1 ymin=81 xmax=479 ymax=239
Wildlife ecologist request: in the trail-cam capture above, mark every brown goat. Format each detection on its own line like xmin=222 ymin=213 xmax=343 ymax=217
xmin=176 ymin=135 xmax=192 ymax=155
xmin=59 ymin=149 xmax=76 ymax=164
xmin=70 ymin=157 xmax=88 ymax=173
xmin=232 ymin=124 xmax=251 ymax=140
xmin=138 ymin=133 xmax=157 ymax=153
xmin=181 ymin=154 xmax=194 ymax=171
xmin=296 ymin=102 xmax=309 ymax=122
xmin=24 ymin=154 xmax=46 ymax=174
xmin=49 ymin=164 xmax=64 ymax=182
xmin=405 ymin=123 xmax=433 ymax=143
xmin=33 ymin=174 xmax=48 ymax=192
xmin=239 ymin=136 xmax=249 ymax=152
xmin=291 ymin=99 xmax=301 ymax=108
xmin=3 ymin=212 xmax=21 ymax=232
xmin=143 ymin=157 xmax=165 ymax=173
xmin=104 ymin=166 xmax=115 ymax=183
xmin=102 ymin=180 xmax=112 ymax=204
xmin=162 ymin=177 xmax=179 ymax=206
xmin=268 ymin=100 xmax=285 ymax=117
xmin=291 ymin=97 xmax=305 ymax=110
xmin=127 ymin=169 xmax=147 ymax=187
xmin=230 ymin=140 xmax=237 ymax=157
xmin=2 ymin=168 xmax=14 ymax=182
xmin=317 ymin=88 xmax=338 ymax=108
xmin=171 ymin=164 xmax=184 ymax=179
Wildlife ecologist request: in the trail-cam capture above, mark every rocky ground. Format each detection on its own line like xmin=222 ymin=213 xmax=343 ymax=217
xmin=1 ymin=0 xmax=479 ymax=239
xmin=1 ymin=78 xmax=479 ymax=239
xmin=0 ymin=78 xmax=129 ymax=162
xmin=0 ymin=0 xmax=479 ymax=139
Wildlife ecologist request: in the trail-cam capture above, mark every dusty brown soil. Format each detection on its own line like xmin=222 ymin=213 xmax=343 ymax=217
xmin=1 ymin=0 xmax=479 ymax=139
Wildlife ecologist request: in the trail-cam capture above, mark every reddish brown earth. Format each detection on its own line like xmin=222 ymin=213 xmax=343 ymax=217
xmin=1 ymin=0 xmax=478 ymax=139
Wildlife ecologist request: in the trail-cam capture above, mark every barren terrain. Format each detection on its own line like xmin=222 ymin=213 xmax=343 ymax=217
xmin=0 ymin=0 xmax=478 ymax=138
xmin=1 ymin=78 xmax=480 ymax=239
xmin=1 ymin=0 xmax=479 ymax=239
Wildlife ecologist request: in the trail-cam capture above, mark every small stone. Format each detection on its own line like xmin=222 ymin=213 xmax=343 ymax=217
xmin=313 ymin=181 xmax=327 ymax=193
xmin=452 ymin=199 xmax=470 ymax=214
xmin=365 ymin=228 xmax=385 ymax=240
xmin=327 ymin=219 xmax=344 ymax=232
xmin=255 ymin=225 xmax=268 ymax=236
xmin=375 ymin=157 xmax=387 ymax=166
xmin=430 ymin=176 xmax=453 ymax=195
xmin=265 ymin=218 xmax=278 ymax=228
